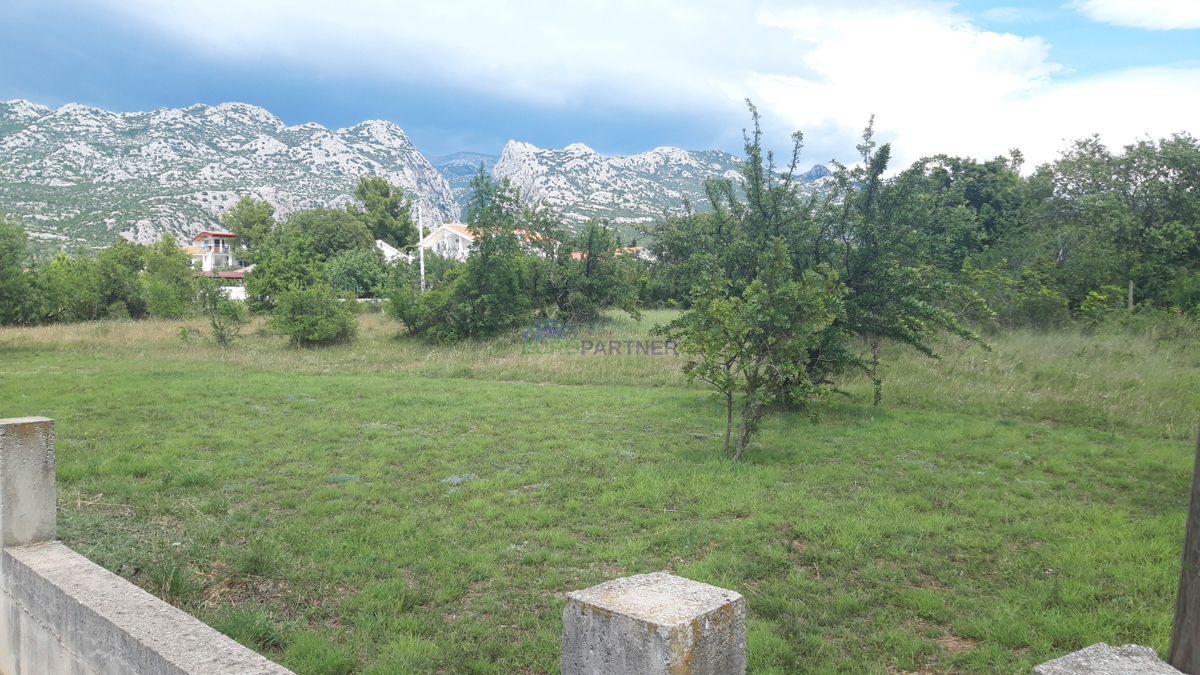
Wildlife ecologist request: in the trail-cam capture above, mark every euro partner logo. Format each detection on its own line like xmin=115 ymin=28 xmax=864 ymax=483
xmin=519 ymin=320 xmax=678 ymax=356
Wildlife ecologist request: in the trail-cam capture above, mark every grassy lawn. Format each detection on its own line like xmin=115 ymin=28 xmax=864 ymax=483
xmin=1 ymin=313 xmax=1196 ymax=674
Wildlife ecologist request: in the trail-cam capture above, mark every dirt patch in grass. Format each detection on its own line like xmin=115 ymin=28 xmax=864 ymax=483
xmin=937 ymin=632 xmax=980 ymax=654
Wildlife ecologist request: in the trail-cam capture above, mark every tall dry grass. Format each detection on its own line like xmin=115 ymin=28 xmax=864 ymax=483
xmin=5 ymin=311 xmax=1197 ymax=439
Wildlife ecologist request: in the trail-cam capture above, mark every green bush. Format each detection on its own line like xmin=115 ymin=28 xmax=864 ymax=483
xmin=327 ymin=248 xmax=388 ymax=298
xmin=268 ymin=286 xmax=357 ymax=347
xmin=195 ymin=278 xmax=248 ymax=347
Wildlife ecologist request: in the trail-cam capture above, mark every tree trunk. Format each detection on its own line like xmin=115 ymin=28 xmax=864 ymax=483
xmin=732 ymin=402 xmax=762 ymax=461
xmin=723 ymin=391 xmax=734 ymax=455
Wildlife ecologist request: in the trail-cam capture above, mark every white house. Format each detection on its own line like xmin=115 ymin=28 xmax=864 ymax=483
xmin=375 ymin=239 xmax=409 ymax=263
xmin=417 ymin=223 xmax=474 ymax=261
xmin=186 ymin=231 xmax=245 ymax=271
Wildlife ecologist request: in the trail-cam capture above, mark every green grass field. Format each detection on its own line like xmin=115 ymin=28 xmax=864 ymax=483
xmin=1 ymin=313 xmax=1197 ymax=674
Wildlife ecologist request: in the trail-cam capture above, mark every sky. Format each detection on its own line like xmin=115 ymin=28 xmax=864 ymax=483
xmin=1 ymin=0 xmax=1198 ymax=170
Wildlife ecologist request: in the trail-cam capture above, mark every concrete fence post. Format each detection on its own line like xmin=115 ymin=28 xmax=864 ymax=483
xmin=0 ymin=417 xmax=56 ymax=547
xmin=562 ymin=572 xmax=746 ymax=675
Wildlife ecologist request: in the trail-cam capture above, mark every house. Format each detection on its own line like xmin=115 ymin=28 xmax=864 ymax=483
xmin=188 ymin=231 xmax=245 ymax=271
xmin=417 ymin=222 xmax=474 ymax=261
xmin=375 ymin=239 xmax=408 ymax=263
xmin=415 ymin=223 xmax=553 ymax=261
xmin=192 ymin=270 xmax=248 ymax=300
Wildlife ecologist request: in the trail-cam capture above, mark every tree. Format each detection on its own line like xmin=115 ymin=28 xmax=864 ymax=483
xmin=648 ymin=103 xmax=980 ymax=456
xmin=37 ymin=253 xmax=105 ymax=322
xmin=34 ymin=239 xmax=149 ymax=322
xmin=530 ymin=219 xmax=644 ymax=322
xmin=268 ymin=286 xmax=357 ymax=347
xmin=195 ymin=276 xmax=248 ymax=347
xmin=662 ymin=242 xmax=844 ymax=459
xmin=348 ymin=177 xmax=418 ymax=248
xmin=95 ymin=239 xmax=149 ymax=318
xmin=285 ymin=209 xmax=375 ymax=259
xmin=223 ymin=197 xmax=276 ymax=250
xmin=0 ymin=217 xmax=35 ymax=325
xmin=390 ymin=168 xmax=531 ymax=341
xmin=143 ymin=233 xmax=195 ymax=318
xmin=327 ymin=248 xmax=388 ymax=298
xmin=244 ymin=240 xmax=327 ymax=313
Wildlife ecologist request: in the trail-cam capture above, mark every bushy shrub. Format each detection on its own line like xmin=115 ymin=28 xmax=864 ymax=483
xmin=268 ymin=286 xmax=357 ymax=347
xmin=195 ymin=278 xmax=248 ymax=347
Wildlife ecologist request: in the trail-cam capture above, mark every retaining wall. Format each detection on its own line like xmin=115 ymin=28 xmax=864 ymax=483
xmin=0 ymin=416 xmax=293 ymax=675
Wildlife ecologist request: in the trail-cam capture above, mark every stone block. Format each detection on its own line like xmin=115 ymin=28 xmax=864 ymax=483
xmin=562 ymin=572 xmax=745 ymax=675
xmin=1033 ymin=643 xmax=1182 ymax=675
xmin=0 ymin=417 xmax=56 ymax=547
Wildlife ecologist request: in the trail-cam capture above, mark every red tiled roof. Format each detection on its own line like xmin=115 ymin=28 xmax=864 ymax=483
xmin=193 ymin=271 xmax=244 ymax=279
xmin=191 ymin=231 xmax=236 ymax=242
xmin=443 ymin=222 xmax=472 ymax=238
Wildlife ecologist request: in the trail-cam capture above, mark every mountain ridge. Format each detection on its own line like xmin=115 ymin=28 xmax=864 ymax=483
xmin=0 ymin=98 xmax=832 ymax=253
xmin=0 ymin=99 xmax=458 ymax=251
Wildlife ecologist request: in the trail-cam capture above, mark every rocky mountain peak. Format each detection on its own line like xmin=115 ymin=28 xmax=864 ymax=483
xmin=0 ymin=99 xmax=458 ymax=251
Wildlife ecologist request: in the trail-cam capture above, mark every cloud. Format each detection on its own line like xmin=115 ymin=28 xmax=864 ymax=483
xmin=81 ymin=0 xmax=1200 ymax=169
xmin=1068 ymin=0 xmax=1200 ymax=30
xmin=748 ymin=5 xmax=1200 ymax=167
xmin=980 ymin=7 xmax=1058 ymax=23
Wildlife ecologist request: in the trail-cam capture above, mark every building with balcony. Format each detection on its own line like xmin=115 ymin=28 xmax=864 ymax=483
xmin=186 ymin=231 xmax=245 ymax=271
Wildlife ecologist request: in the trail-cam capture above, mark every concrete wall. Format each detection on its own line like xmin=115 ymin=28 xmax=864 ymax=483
xmin=0 ymin=416 xmax=294 ymax=675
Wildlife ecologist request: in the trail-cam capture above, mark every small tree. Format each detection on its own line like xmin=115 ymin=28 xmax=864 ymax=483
xmin=195 ymin=277 xmax=248 ymax=347
xmin=268 ymin=286 xmax=357 ymax=347
xmin=662 ymin=243 xmax=845 ymax=459
xmin=390 ymin=167 xmax=531 ymax=341
xmin=530 ymin=219 xmax=644 ymax=323
xmin=223 ymin=197 xmax=276 ymax=250
xmin=348 ymin=177 xmax=418 ymax=248
xmin=143 ymin=233 xmax=195 ymax=318
xmin=0 ymin=217 xmax=35 ymax=325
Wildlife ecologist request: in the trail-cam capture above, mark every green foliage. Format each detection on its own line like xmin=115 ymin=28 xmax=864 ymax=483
xmin=647 ymin=104 xmax=979 ymax=452
xmin=94 ymin=239 xmax=149 ymax=319
xmin=223 ymin=196 xmax=276 ymax=250
xmin=195 ymin=277 xmax=248 ymax=347
xmin=268 ymin=286 xmax=357 ymax=347
xmin=285 ymin=209 xmax=375 ymax=259
xmin=244 ymin=206 xmax=379 ymax=312
xmin=995 ymin=132 xmax=1200 ymax=312
xmin=143 ymin=233 xmax=195 ymax=319
xmin=962 ymin=259 xmax=1071 ymax=330
xmin=244 ymin=237 xmax=328 ymax=313
xmin=529 ymin=219 xmax=644 ymax=323
xmin=33 ymin=240 xmax=149 ymax=322
xmin=348 ymin=176 xmax=417 ymax=248
xmin=0 ymin=217 xmax=35 ymax=325
xmin=37 ymin=253 xmax=104 ymax=321
xmin=391 ymin=169 xmax=530 ymax=341
xmin=661 ymin=242 xmax=845 ymax=458
xmin=327 ymin=248 xmax=388 ymax=298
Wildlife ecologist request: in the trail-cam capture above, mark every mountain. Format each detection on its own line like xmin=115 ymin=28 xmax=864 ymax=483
xmin=427 ymin=152 xmax=500 ymax=210
xmin=491 ymin=141 xmax=831 ymax=226
xmin=0 ymin=99 xmax=459 ymax=253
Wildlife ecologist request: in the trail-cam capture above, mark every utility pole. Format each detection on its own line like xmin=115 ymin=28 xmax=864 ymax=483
xmin=417 ymin=204 xmax=426 ymax=292
xmin=1171 ymin=425 xmax=1200 ymax=674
